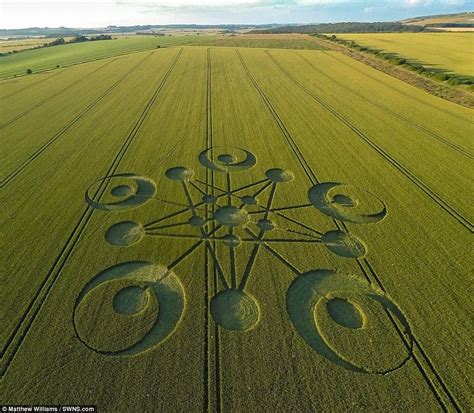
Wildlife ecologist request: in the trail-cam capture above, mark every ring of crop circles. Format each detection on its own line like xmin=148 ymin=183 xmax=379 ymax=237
xmin=287 ymin=269 xmax=413 ymax=374
xmin=73 ymin=261 xmax=185 ymax=355
xmin=198 ymin=146 xmax=257 ymax=173
xmin=85 ymin=174 xmax=156 ymax=211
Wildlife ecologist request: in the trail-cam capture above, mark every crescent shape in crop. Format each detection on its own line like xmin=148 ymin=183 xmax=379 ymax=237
xmin=198 ymin=146 xmax=257 ymax=173
xmin=73 ymin=261 xmax=185 ymax=356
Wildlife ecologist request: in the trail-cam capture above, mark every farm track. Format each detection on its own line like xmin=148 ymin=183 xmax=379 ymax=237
xmin=323 ymin=51 xmax=474 ymax=126
xmin=0 ymin=58 xmax=117 ymax=129
xmin=353 ymin=238 xmax=458 ymax=411
xmin=266 ymin=52 xmax=473 ymax=233
xmin=236 ymin=48 xmax=460 ymax=412
xmin=289 ymin=51 xmax=473 ymax=159
xmin=0 ymin=52 xmax=154 ymax=188
xmin=206 ymin=48 xmax=222 ymax=413
xmin=204 ymin=47 xmax=211 ymax=412
xmin=0 ymin=48 xmax=183 ymax=377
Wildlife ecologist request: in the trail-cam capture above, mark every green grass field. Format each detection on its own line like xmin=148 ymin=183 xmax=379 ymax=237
xmin=0 ymin=44 xmax=472 ymax=411
xmin=0 ymin=35 xmax=206 ymax=78
xmin=333 ymin=32 xmax=474 ymax=77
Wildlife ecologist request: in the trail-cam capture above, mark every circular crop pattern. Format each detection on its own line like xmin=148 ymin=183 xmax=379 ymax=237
xmin=111 ymin=185 xmax=133 ymax=197
xmin=86 ymin=174 xmax=156 ymax=211
xmin=308 ymin=183 xmax=386 ymax=224
xmin=188 ymin=216 xmax=206 ymax=227
xmin=240 ymin=195 xmax=257 ymax=205
xmin=73 ymin=261 xmax=185 ymax=355
xmin=165 ymin=167 xmax=195 ymax=182
xmin=321 ymin=230 xmax=366 ymax=258
xmin=257 ymin=218 xmax=275 ymax=232
xmin=210 ymin=289 xmax=260 ymax=331
xmin=286 ymin=269 xmax=412 ymax=374
xmin=214 ymin=206 xmax=250 ymax=228
xmin=199 ymin=146 xmax=256 ymax=173
xmin=203 ymin=194 xmax=217 ymax=204
xmin=105 ymin=221 xmax=145 ymax=247
xmin=223 ymin=234 xmax=241 ymax=248
xmin=265 ymin=168 xmax=294 ymax=183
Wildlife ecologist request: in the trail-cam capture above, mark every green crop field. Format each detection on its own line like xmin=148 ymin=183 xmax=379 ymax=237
xmin=333 ymin=32 xmax=474 ymax=77
xmin=0 ymin=35 xmax=206 ymax=78
xmin=0 ymin=44 xmax=472 ymax=412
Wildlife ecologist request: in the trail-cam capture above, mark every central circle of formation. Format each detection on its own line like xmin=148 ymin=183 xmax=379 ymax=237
xmin=213 ymin=206 xmax=250 ymax=228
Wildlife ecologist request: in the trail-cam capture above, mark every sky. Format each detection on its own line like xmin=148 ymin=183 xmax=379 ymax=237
xmin=0 ymin=0 xmax=473 ymax=29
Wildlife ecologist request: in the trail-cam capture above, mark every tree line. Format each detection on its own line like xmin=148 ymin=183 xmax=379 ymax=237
xmin=249 ymin=22 xmax=429 ymax=34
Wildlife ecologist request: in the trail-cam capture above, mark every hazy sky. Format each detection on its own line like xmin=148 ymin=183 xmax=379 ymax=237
xmin=1 ymin=0 xmax=472 ymax=29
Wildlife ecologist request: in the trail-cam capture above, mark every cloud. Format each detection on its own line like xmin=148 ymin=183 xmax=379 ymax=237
xmin=116 ymin=0 xmax=354 ymax=9
xmin=115 ymin=0 xmax=361 ymax=16
xmin=404 ymin=0 xmax=468 ymax=6
xmin=115 ymin=0 xmax=471 ymax=14
xmin=1 ymin=0 xmax=472 ymax=28
xmin=405 ymin=0 xmax=432 ymax=6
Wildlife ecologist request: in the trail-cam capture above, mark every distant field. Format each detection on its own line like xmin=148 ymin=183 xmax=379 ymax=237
xmin=0 ymin=35 xmax=206 ymax=78
xmin=0 ymin=45 xmax=472 ymax=411
xmin=403 ymin=12 xmax=474 ymax=26
xmin=333 ymin=32 xmax=474 ymax=77
xmin=0 ymin=38 xmax=48 ymax=52
xmin=0 ymin=37 xmax=86 ymax=53
xmin=430 ymin=27 xmax=474 ymax=32
xmin=199 ymin=33 xmax=327 ymax=50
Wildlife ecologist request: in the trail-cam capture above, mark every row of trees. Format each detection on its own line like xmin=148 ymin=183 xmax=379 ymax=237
xmin=42 ymin=34 xmax=113 ymax=48
xmin=250 ymin=22 xmax=427 ymax=34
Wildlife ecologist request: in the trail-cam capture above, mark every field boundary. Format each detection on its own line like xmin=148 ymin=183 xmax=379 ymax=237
xmin=265 ymin=51 xmax=473 ymax=233
xmin=0 ymin=48 xmax=183 ymax=377
xmin=291 ymin=51 xmax=473 ymax=159
xmin=310 ymin=36 xmax=474 ymax=109
xmin=322 ymin=50 xmax=474 ymax=124
xmin=0 ymin=52 xmax=154 ymax=188
xmin=236 ymin=48 xmax=460 ymax=411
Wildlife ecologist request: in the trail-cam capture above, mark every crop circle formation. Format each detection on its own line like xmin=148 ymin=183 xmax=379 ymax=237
xmin=308 ymin=182 xmax=386 ymax=224
xmin=287 ymin=269 xmax=413 ymax=374
xmin=198 ymin=146 xmax=257 ymax=173
xmin=105 ymin=221 xmax=145 ymax=246
xmin=80 ymin=146 xmax=398 ymax=374
xmin=73 ymin=261 xmax=185 ymax=355
xmin=210 ymin=289 xmax=260 ymax=331
xmin=86 ymin=174 xmax=156 ymax=211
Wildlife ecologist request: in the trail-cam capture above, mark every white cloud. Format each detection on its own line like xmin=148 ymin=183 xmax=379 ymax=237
xmin=405 ymin=0 xmax=431 ymax=5
xmin=1 ymin=0 xmax=472 ymax=29
xmin=404 ymin=0 xmax=468 ymax=6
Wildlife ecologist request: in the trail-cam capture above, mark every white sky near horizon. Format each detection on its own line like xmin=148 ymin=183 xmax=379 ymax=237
xmin=0 ymin=0 xmax=472 ymax=29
